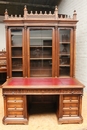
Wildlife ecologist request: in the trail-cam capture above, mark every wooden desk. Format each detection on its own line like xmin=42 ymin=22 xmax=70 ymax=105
xmin=2 ymin=77 xmax=84 ymax=124
xmin=0 ymin=51 xmax=7 ymax=85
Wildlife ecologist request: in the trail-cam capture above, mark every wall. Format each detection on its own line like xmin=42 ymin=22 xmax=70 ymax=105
xmin=0 ymin=23 xmax=6 ymax=51
xmin=58 ymin=0 xmax=87 ymax=91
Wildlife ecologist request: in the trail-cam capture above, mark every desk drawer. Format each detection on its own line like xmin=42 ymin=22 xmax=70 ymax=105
xmin=7 ymin=115 xmax=24 ymax=118
xmin=63 ymin=110 xmax=78 ymax=117
xmin=7 ymin=96 xmax=23 ymax=101
xmin=8 ymin=108 xmax=23 ymax=111
xmin=7 ymin=102 xmax=23 ymax=108
xmin=7 ymin=100 xmax=23 ymax=103
xmin=63 ymin=95 xmax=79 ymax=104
xmin=63 ymin=103 xmax=78 ymax=108
xmin=63 ymin=95 xmax=78 ymax=100
xmin=8 ymin=111 xmax=24 ymax=117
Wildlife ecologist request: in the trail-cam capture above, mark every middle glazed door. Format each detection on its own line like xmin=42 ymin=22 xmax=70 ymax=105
xmin=27 ymin=27 xmax=55 ymax=77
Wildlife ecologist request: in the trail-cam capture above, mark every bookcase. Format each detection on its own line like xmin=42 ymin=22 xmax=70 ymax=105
xmin=4 ymin=6 xmax=78 ymax=78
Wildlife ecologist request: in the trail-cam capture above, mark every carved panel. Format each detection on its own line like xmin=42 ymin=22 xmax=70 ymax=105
xmin=3 ymin=88 xmax=83 ymax=95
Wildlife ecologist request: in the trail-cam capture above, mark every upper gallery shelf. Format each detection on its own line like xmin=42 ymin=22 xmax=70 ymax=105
xmin=4 ymin=5 xmax=78 ymax=22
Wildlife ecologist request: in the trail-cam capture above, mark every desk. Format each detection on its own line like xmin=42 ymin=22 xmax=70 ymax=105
xmin=2 ymin=77 xmax=84 ymax=124
xmin=0 ymin=51 xmax=7 ymax=85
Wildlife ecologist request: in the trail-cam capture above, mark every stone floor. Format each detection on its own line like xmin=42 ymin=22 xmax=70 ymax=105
xmin=0 ymin=88 xmax=87 ymax=130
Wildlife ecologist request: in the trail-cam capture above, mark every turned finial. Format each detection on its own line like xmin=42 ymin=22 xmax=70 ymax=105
xmin=24 ymin=5 xmax=27 ymax=11
xmin=5 ymin=9 xmax=8 ymax=19
xmin=55 ymin=6 xmax=58 ymax=11
xmin=54 ymin=6 xmax=58 ymax=19
xmin=24 ymin=5 xmax=28 ymax=18
xmin=5 ymin=9 xmax=8 ymax=15
xmin=73 ymin=10 xmax=77 ymax=19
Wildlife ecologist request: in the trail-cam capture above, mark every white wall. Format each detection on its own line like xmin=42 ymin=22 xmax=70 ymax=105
xmin=0 ymin=23 xmax=6 ymax=51
xmin=58 ymin=0 xmax=87 ymax=91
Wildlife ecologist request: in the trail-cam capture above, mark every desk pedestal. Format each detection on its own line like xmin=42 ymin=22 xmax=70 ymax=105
xmin=3 ymin=95 xmax=28 ymax=125
xmin=58 ymin=94 xmax=83 ymax=124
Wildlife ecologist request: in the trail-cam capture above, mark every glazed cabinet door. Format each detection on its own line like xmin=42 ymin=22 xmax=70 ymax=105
xmin=27 ymin=27 xmax=55 ymax=77
xmin=7 ymin=27 xmax=25 ymax=77
xmin=57 ymin=28 xmax=73 ymax=77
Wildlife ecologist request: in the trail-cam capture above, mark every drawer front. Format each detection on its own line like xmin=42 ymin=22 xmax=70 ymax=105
xmin=63 ymin=103 xmax=78 ymax=108
xmin=63 ymin=95 xmax=79 ymax=104
xmin=7 ymin=111 xmax=24 ymax=117
xmin=8 ymin=108 xmax=23 ymax=111
xmin=7 ymin=115 xmax=24 ymax=118
xmin=63 ymin=95 xmax=78 ymax=100
xmin=7 ymin=96 xmax=23 ymax=104
xmin=63 ymin=110 xmax=78 ymax=117
xmin=7 ymin=100 xmax=23 ymax=103
xmin=7 ymin=102 xmax=23 ymax=108
xmin=7 ymin=96 xmax=23 ymax=101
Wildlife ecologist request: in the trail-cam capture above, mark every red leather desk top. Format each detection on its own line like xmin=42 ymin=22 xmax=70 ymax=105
xmin=2 ymin=77 xmax=84 ymax=89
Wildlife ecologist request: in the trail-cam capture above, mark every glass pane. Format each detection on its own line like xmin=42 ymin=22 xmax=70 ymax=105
xmin=12 ymin=72 xmax=23 ymax=77
xmin=59 ymin=67 xmax=70 ymax=76
xmin=30 ymin=29 xmax=52 ymax=77
xmin=30 ymin=47 xmax=52 ymax=58
xmin=11 ymin=29 xmax=22 ymax=46
xmin=59 ymin=29 xmax=71 ymax=76
xmin=10 ymin=28 xmax=23 ymax=77
xmin=30 ymin=59 xmax=52 ymax=77
xmin=59 ymin=29 xmax=70 ymax=43
xmin=11 ymin=48 xmax=22 ymax=57
xmin=12 ymin=58 xmax=22 ymax=70
xmin=59 ymin=56 xmax=70 ymax=65
xmin=60 ymin=44 xmax=70 ymax=55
